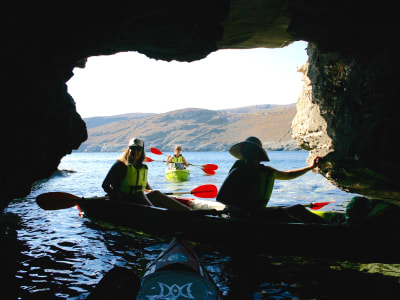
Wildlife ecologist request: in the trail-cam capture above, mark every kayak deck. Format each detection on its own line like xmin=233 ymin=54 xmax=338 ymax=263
xmin=165 ymin=168 xmax=190 ymax=182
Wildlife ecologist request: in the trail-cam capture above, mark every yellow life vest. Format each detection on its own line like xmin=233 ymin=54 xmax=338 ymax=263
xmin=171 ymin=155 xmax=184 ymax=163
xmin=119 ymin=164 xmax=148 ymax=195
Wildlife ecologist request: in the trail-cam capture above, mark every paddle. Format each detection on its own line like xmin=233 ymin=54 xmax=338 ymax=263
xmin=164 ymin=184 xmax=218 ymax=198
xmin=306 ymin=201 xmax=336 ymax=210
xmin=149 ymin=147 xmax=219 ymax=174
xmin=36 ymin=184 xmax=219 ymax=211
xmin=144 ymin=157 xmax=216 ymax=175
xmin=174 ymin=196 xmax=335 ymax=211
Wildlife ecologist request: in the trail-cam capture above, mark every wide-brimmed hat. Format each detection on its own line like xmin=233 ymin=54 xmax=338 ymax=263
xmin=128 ymin=137 xmax=144 ymax=149
xmin=229 ymin=136 xmax=269 ymax=161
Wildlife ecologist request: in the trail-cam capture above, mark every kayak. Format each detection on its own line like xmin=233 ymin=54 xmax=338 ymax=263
xmin=173 ymin=197 xmax=344 ymax=223
xmin=76 ymin=197 xmax=400 ymax=263
xmin=87 ymin=236 xmax=222 ymax=299
xmin=138 ymin=235 xmax=222 ymax=299
xmin=165 ymin=168 xmax=190 ymax=182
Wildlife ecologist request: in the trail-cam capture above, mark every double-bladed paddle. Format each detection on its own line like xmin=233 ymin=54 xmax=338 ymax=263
xmin=36 ymin=184 xmax=219 ymax=211
xmin=149 ymin=147 xmax=218 ymax=175
xmin=36 ymin=186 xmax=335 ymax=213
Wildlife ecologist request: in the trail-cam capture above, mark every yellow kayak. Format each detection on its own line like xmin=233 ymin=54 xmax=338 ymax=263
xmin=165 ymin=168 xmax=190 ymax=182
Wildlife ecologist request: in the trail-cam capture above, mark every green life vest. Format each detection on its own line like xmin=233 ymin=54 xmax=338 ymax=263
xmin=217 ymin=161 xmax=275 ymax=211
xmin=119 ymin=164 xmax=148 ymax=195
xmin=171 ymin=155 xmax=184 ymax=163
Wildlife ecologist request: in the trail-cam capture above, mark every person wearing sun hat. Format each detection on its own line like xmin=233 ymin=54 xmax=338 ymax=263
xmin=217 ymin=136 xmax=324 ymax=223
xmin=102 ymin=137 xmax=191 ymax=210
xmin=228 ymin=136 xmax=270 ymax=162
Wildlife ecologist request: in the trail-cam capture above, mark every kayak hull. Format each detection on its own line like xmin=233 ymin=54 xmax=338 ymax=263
xmin=165 ymin=168 xmax=190 ymax=182
xmin=88 ymin=237 xmax=222 ymax=299
xmin=77 ymin=199 xmax=400 ymax=263
xmin=138 ymin=236 xmax=221 ymax=299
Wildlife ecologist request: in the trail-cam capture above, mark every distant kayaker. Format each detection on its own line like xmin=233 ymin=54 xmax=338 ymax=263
xmin=217 ymin=136 xmax=325 ymax=223
xmin=102 ymin=137 xmax=191 ymax=211
xmin=165 ymin=145 xmax=189 ymax=170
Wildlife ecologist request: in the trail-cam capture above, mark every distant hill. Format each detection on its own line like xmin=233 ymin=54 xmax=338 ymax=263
xmin=84 ymin=113 xmax=154 ymax=129
xmin=220 ymin=104 xmax=282 ymax=114
xmin=78 ymin=104 xmax=300 ymax=152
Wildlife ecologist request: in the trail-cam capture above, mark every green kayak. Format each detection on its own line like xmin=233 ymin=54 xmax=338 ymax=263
xmin=165 ymin=168 xmax=190 ymax=182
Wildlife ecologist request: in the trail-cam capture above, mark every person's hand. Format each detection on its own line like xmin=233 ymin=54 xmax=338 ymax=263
xmin=311 ymin=156 xmax=322 ymax=168
xmin=166 ymin=155 xmax=172 ymax=163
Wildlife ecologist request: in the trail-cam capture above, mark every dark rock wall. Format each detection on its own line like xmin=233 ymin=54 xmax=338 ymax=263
xmin=305 ymin=44 xmax=399 ymax=199
xmin=1 ymin=2 xmax=230 ymax=209
xmin=1 ymin=1 xmax=399 ymax=209
xmin=288 ymin=1 xmax=400 ymax=200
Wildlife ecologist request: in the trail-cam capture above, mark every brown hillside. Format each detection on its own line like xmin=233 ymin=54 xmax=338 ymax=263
xmin=78 ymin=104 xmax=299 ymax=152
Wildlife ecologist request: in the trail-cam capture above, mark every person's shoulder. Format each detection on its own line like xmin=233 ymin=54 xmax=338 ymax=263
xmin=114 ymin=160 xmax=127 ymax=167
xmin=232 ymin=159 xmax=246 ymax=168
xmin=228 ymin=160 xmax=244 ymax=172
xmin=260 ymin=164 xmax=276 ymax=174
xmin=113 ymin=160 xmax=128 ymax=172
xmin=142 ymin=164 xmax=148 ymax=169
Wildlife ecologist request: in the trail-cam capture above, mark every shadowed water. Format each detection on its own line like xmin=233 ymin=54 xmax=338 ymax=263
xmin=3 ymin=151 xmax=400 ymax=299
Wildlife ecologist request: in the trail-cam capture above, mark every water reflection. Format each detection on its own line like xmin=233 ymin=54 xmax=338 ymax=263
xmin=3 ymin=151 xmax=400 ymax=299
xmin=4 ymin=205 xmax=400 ymax=299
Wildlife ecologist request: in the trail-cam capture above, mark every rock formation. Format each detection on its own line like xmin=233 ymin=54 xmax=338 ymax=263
xmin=1 ymin=1 xmax=399 ymax=209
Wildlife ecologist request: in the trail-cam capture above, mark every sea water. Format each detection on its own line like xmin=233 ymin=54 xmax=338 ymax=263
xmin=32 ymin=151 xmax=354 ymax=210
xmin=4 ymin=151 xmax=400 ymax=299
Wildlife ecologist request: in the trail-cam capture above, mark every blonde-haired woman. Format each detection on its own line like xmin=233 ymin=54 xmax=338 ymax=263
xmin=102 ymin=137 xmax=190 ymax=210
xmin=166 ymin=145 xmax=189 ymax=169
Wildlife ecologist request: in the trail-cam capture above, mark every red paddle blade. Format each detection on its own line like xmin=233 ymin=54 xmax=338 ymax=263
xmin=36 ymin=192 xmax=80 ymax=210
xmin=309 ymin=201 xmax=336 ymax=210
xmin=191 ymin=184 xmax=218 ymax=198
xmin=144 ymin=157 xmax=154 ymax=162
xmin=202 ymin=164 xmax=218 ymax=170
xmin=201 ymin=167 xmax=216 ymax=175
xmin=150 ymin=147 xmax=163 ymax=155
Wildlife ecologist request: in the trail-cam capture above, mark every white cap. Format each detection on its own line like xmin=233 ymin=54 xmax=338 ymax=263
xmin=128 ymin=137 xmax=144 ymax=148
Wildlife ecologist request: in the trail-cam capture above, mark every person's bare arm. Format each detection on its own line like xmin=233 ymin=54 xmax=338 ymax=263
xmin=182 ymin=156 xmax=189 ymax=167
xmin=274 ymin=156 xmax=321 ymax=180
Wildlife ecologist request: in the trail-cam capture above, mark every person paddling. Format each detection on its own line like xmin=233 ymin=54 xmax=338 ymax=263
xmin=102 ymin=138 xmax=191 ymax=211
xmin=165 ymin=145 xmax=189 ymax=170
xmin=216 ymin=136 xmax=325 ymax=223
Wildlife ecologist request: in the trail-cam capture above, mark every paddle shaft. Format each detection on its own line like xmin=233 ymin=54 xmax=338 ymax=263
xmin=149 ymin=147 xmax=218 ymax=171
xmin=36 ymin=184 xmax=219 ymax=210
xmin=145 ymin=157 xmax=215 ymax=175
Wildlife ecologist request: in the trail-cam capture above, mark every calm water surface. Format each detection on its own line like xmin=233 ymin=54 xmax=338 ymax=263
xmin=3 ymin=151 xmax=400 ymax=299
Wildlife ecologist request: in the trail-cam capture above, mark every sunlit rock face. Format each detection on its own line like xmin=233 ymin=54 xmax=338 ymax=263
xmin=293 ymin=47 xmax=399 ymax=199
xmin=1 ymin=1 xmax=399 ymax=209
xmin=288 ymin=2 xmax=400 ymax=200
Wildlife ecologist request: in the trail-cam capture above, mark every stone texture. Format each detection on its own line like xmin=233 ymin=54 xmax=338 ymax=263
xmin=292 ymin=62 xmax=332 ymax=157
xmin=295 ymin=43 xmax=400 ymax=200
xmin=1 ymin=1 xmax=400 ymax=209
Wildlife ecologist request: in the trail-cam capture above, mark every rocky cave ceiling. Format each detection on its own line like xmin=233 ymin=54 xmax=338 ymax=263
xmin=1 ymin=1 xmax=399 ymax=209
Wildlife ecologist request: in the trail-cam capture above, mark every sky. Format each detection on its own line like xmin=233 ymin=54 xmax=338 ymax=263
xmin=67 ymin=41 xmax=308 ymax=118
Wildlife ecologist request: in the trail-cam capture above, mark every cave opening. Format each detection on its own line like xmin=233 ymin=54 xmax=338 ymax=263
xmin=66 ymin=41 xmax=308 ymax=120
